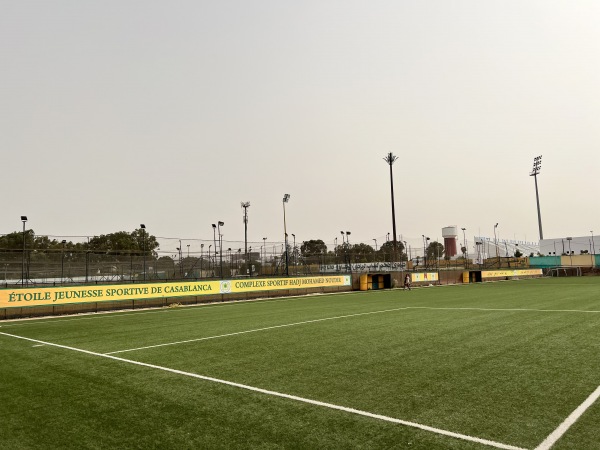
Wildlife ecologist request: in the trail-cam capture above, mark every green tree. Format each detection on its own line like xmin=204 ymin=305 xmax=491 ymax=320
xmin=352 ymin=243 xmax=374 ymax=262
xmin=300 ymin=239 xmax=327 ymax=258
xmin=378 ymin=240 xmax=406 ymax=261
xmin=426 ymin=241 xmax=445 ymax=260
xmin=88 ymin=229 xmax=159 ymax=256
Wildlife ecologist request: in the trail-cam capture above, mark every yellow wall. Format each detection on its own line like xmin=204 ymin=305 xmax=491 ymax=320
xmin=0 ymin=275 xmax=352 ymax=309
xmin=561 ymin=255 xmax=595 ymax=267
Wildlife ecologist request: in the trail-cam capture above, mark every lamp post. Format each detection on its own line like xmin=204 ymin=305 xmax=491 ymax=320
xmin=291 ymin=233 xmax=296 ymax=274
xmin=140 ymin=224 xmax=146 ymax=281
xmin=218 ymin=221 xmax=224 ymax=278
xmin=263 ymin=237 xmax=267 ymax=275
xmin=591 ymin=231 xmax=596 ymax=256
xmin=373 ymin=238 xmax=378 ymax=252
xmin=241 ymin=202 xmax=250 ymax=272
xmin=61 ymin=240 xmax=67 ymax=284
xmin=212 ymin=224 xmax=217 ymax=277
xmin=494 ymin=223 xmax=499 ymax=267
xmin=530 ymin=156 xmax=544 ymax=240
xmin=461 ymin=227 xmax=467 ymax=268
xmin=200 ymin=243 xmax=204 ymax=277
xmin=208 ymin=244 xmax=212 ymax=275
xmin=341 ymin=231 xmax=351 ymax=271
xmin=566 ymin=237 xmax=573 ymax=267
xmin=282 ymin=194 xmax=290 ymax=276
xmin=176 ymin=242 xmax=183 ymax=278
xmin=21 ymin=216 xmax=27 ymax=286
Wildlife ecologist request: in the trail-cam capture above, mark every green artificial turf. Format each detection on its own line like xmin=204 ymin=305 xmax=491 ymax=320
xmin=1 ymin=277 xmax=600 ymax=449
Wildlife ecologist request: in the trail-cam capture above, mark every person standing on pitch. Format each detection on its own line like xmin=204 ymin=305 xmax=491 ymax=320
xmin=403 ymin=273 xmax=411 ymax=291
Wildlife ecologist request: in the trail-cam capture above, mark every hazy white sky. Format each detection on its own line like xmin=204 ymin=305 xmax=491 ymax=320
xmin=2 ymin=1 xmax=599 ymax=254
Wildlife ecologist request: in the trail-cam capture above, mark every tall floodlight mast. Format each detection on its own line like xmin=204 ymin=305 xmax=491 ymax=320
xmin=530 ymin=155 xmax=544 ymax=240
xmin=383 ymin=153 xmax=399 ymax=263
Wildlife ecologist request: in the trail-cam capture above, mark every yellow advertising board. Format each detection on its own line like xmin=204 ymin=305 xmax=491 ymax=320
xmin=410 ymin=273 xmax=438 ymax=282
xmin=0 ymin=275 xmax=352 ymax=309
xmin=481 ymin=269 xmax=542 ymax=278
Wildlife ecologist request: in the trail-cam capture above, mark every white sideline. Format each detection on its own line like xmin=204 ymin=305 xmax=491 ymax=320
xmin=410 ymin=306 xmax=600 ymax=314
xmin=0 ymin=331 xmax=525 ymax=450
xmin=534 ymin=385 xmax=600 ymax=450
xmin=105 ymin=306 xmax=412 ymax=354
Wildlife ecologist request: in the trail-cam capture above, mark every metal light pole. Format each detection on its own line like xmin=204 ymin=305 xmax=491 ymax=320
xmin=61 ymin=240 xmax=67 ymax=284
xmin=530 ymin=155 xmax=544 ymax=240
xmin=291 ymin=233 xmax=296 ymax=274
xmin=494 ymin=223 xmax=499 ymax=267
xmin=208 ymin=244 xmax=213 ymax=275
xmin=461 ymin=227 xmax=467 ymax=268
xmin=263 ymin=237 xmax=267 ymax=275
xmin=241 ymin=202 xmax=250 ymax=272
xmin=140 ymin=224 xmax=146 ymax=281
xmin=212 ymin=224 xmax=217 ymax=277
xmin=21 ymin=216 xmax=27 ymax=286
xmin=566 ymin=237 xmax=573 ymax=267
xmin=218 ymin=221 xmax=224 ymax=278
xmin=176 ymin=242 xmax=183 ymax=277
xmin=383 ymin=153 xmax=399 ymax=263
xmin=200 ymin=243 xmax=204 ymax=277
xmin=282 ymin=194 xmax=290 ymax=276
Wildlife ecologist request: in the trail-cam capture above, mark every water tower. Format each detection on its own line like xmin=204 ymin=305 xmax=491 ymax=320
xmin=442 ymin=226 xmax=458 ymax=258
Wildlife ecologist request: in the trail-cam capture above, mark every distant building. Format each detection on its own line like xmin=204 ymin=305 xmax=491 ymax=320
xmin=540 ymin=236 xmax=596 ymax=256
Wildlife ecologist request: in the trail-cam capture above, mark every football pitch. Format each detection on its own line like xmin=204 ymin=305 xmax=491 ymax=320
xmin=1 ymin=277 xmax=600 ymax=449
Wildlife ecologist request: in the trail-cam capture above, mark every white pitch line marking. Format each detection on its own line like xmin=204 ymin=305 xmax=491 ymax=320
xmin=105 ymin=306 xmax=413 ymax=354
xmin=0 ymin=331 xmax=525 ymax=450
xmin=410 ymin=306 xmax=600 ymax=314
xmin=534 ymin=385 xmax=600 ymax=450
xmin=105 ymin=305 xmax=600 ymax=355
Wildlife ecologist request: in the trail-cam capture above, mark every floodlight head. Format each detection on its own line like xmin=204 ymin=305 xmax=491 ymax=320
xmin=212 ymin=224 xmax=216 ymax=229
xmin=530 ymin=155 xmax=542 ymax=176
xmin=21 ymin=216 xmax=27 ymax=222
xmin=61 ymin=240 xmax=66 ymax=244
xmin=495 ymin=223 xmax=498 ymax=228
xmin=140 ymin=224 xmax=146 ymax=229
xmin=340 ymin=231 xmax=344 ymax=235
xmin=346 ymin=231 xmax=351 ymax=235
xmin=283 ymin=194 xmax=290 ymax=203
xmin=218 ymin=221 xmax=224 ymax=226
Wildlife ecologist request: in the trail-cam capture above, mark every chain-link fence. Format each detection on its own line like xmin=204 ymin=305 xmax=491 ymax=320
xmin=1 ymin=233 xmax=531 ymax=288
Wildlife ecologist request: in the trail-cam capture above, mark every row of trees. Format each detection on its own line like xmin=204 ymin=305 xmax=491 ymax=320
xmin=300 ymin=239 xmax=446 ymax=262
xmin=0 ymin=229 xmax=159 ymax=256
xmin=1 ymin=230 xmax=448 ymax=262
